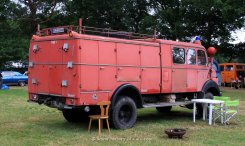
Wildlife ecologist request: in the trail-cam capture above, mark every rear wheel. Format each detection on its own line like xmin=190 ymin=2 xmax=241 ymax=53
xmin=197 ymin=92 xmax=213 ymax=117
xmin=62 ymin=109 xmax=89 ymax=122
xmin=111 ymin=96 xmax=137 ymax=129
xmin=156 ymin=106 xmax=172 ymax=113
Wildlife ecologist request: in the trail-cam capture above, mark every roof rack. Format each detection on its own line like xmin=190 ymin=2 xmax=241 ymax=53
xmin=37 ymin=18 xmax=155 ymax=40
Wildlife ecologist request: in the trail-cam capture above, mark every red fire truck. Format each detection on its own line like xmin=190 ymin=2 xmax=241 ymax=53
xmin=28 ymin=20 xmax=220 ymax=129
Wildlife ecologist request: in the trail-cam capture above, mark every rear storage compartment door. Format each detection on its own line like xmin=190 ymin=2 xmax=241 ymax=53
xmin=62 ymin=40 xmax=78 ymax=97
xmin=34 ymin=41 xmax=51 ymax=94
xmin=29 ymin=40 xmax=63 ymax=95
xmin=140 ymin=45 xmax=161 ymax=94
xmin=116 ymin=43 xmax=141 ymax=82
xmin=48 ymin=40 xmax=63 ymax=95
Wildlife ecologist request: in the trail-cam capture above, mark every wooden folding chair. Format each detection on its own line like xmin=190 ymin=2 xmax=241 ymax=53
xmin=88 ymin=101 xmax=111 ymax=135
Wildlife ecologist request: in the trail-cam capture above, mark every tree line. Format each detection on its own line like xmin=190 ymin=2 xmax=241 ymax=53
xmin=0 ymin=0 xmax=244 ymax=68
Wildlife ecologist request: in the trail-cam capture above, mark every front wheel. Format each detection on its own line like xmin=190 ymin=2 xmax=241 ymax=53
xmin=197 ymin=92 xmax=213 ymax=117
xmin=111 ymin=96 xmax=137 ymax=129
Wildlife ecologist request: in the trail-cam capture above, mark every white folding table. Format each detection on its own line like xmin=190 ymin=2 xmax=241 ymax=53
xmin=192 ymin=99 xmax=224 ymax=125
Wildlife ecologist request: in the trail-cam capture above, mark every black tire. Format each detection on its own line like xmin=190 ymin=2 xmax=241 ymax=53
xmin=111 ymin=96 xmax=137 ymax=129
xmin=156 ymin=106 xmax=172 ymax=113
xmin=19 ymin=81 xmax=25 ymax=87
xmin=62 ymin=109 xmax=89 ymax=122
xmin=196 ymin=92 xmax=213 ymax=117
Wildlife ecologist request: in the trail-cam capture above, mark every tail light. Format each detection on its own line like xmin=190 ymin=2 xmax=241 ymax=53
xmin=30 ymin=94 xmax=38 ymax=101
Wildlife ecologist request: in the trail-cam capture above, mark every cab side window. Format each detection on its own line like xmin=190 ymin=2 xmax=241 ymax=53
xmin=197 ymin=50 xmax=207 ymax=65
xmin=172 ymin=47 xmax=185 ymax=64
xmin=187 ymin=49 xmax=196 ymax=65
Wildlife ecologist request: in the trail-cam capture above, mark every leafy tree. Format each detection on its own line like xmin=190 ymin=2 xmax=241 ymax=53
xmin=64 ymin=0 xmax=152 ymax=33
xmin=150 ymin=0 xmax=244 ymax=62
xmin=18 ymin=0 xmax=64 ymax=36
xmin=64 ymin=0 xmax=125 ymax=28
xmin=151 ymin=0 xmax=245 ymax=44
xmin=150 ymin=0 xmax=187 ymax=39
xmin=0 ymin=0 xmax=245 ymax=67
xmin=121 ymin=0 xmax=151 ymax=33
xmin=0 ymin=0 xmax=28 ymax=69
xmin=217 ymin=42 xmax=245 ymax=63
xmin=183 ymin=0 xmax=245 ymax=47
xmin=0 ymin=0 xmax=63 ymax=69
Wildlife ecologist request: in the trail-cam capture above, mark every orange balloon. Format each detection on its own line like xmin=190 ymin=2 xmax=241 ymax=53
xmin=207 ymin=47 xmax=216 ymax=56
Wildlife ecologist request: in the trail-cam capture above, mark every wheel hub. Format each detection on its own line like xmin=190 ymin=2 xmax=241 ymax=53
xmin=119 ymin=105 xmax=132 ymax=123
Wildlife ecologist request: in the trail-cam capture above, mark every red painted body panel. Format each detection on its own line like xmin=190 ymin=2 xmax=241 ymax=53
xmin=197 ymin=67 xmax=209 ymax=91
xmin=187 ymin=67 xmax=198 ymax=91
xmin=28 ymin=31 xmax=212 ymax=106
xmin=172 ymin=63 xmax=187 ymax=92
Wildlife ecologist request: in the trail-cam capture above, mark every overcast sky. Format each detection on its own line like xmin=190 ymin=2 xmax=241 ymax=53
xmin=231 ymin=28 xmax=245 ymax=44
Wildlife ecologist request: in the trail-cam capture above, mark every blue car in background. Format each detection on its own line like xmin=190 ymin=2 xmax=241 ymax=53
xmin=1 ymin=71 xmax=28 ymax=86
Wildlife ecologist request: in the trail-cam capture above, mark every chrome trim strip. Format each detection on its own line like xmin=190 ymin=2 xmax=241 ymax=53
xmin=80 ymin=90 xmax=111 ymax=94
xmin=34 ymin=62 xmax=66 ymax=65
xmin=31 ymin=62 xmax=209 ymax=70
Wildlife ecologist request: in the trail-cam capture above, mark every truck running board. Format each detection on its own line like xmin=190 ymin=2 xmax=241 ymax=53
xmin=143 ymin=101 xmax=192 ymax=108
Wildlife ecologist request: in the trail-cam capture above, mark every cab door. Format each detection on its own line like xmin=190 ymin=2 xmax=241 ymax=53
xmin=197 ymin=49 xmax=209 ymax=91
xmin=186 ymin=48 xmax=198 ymax=91
xmin=171 ymin=46 xmax=187 ymax=92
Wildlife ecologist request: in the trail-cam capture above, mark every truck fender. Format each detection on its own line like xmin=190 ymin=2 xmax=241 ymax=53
xmin=202 ymin=80 xmax=221 ymax=96
xmin=110 ymin=84 xmax=143 ymax=109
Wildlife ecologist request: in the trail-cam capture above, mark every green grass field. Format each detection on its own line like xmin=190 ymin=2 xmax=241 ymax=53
xmin=0 ymin=87 xmax=244 ymax=146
